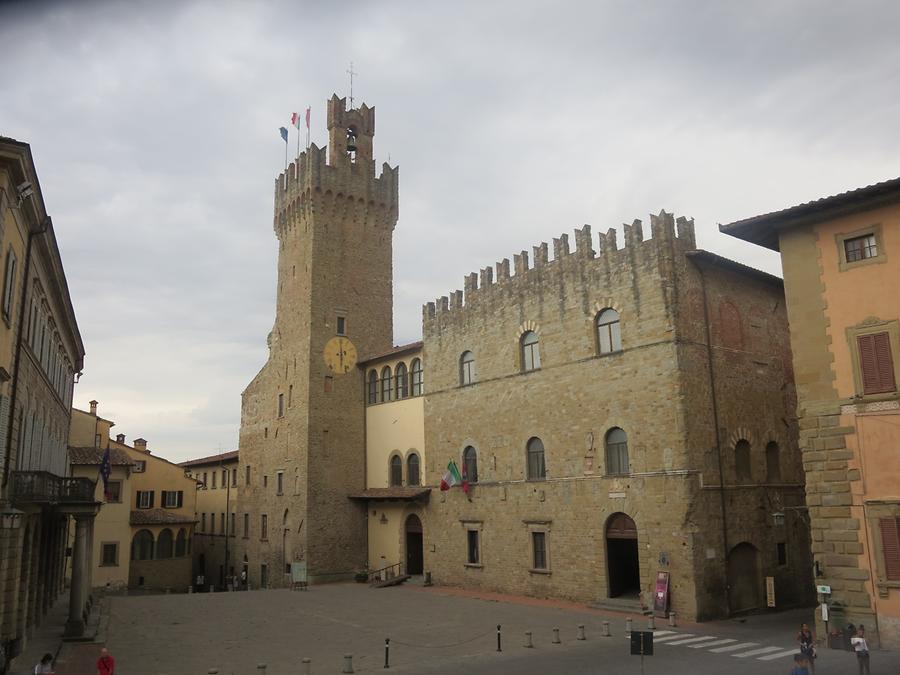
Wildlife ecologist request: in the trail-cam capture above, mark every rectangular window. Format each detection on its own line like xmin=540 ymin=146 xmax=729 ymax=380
xmin=880 ymin=517 xmax=900 ymax=581
xmin=220 ymin=513 xmax=225 ymax=535
xmin=858 ymin=332 xmax=897 ymax=395
xmin=532 ymin=531 xmax=547 ymax=570
xmin=776 ymin=542 xmax=787 ymax=566
xmin=222 ymin=468 xmax=227 ymax=487
xmin=201 ymin=512 xmax=207 ymax=532
xmin=245 ymin=465 xmax=251 ymax=485
xmin=100 ymin=542 xmax=118 ymax=567
xmin=2 ymin=247 xmax=17 ymax=321
xmin=277 ymin=471 xmax=284 ymax=495
xmin=232 ymin=468 xmax=237 ymax=487
xmin=163 ymin=491 xmax=179 ymax=508
xmin=105 ymin=480 xmax=122 ymax=503
xmin=243 ymin=513 xmax=249 ymax=538
xmin=132 ymin=459 xmax=146 ymax=473
xmin=336 ymin=316 xmax=346 ymax=335
xmin=261 ymin=514 xmax=268 ymax=540
xmin=137 ymin=491 xmax=152 ymax=509
xmin=844 ymin=233 xmax=878 ymax=262
xmin=230 ymin=512 xmax=235 ymax=536
xmin=263 ymin=475 xmax=268 ymax=488
xmin=278 ymin=393 xmax=285 ymax=417
xmin=467 ymin=529 xmax=480 ymax=565
xmin=202 ymin=471 xmax=208 ymax=487
xmin=212 ymin=471 xmax=217 ymax=488
xmin=288 ymin=384 xmax=293 ymax=407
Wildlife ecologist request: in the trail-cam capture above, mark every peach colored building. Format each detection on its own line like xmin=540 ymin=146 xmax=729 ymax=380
xmin=723 ymin=177 xmax=900 ymax=647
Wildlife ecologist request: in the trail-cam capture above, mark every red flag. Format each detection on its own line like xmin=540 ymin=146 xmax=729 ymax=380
xmin=305 ymin=107 xmax=311 ymax=129
xmin=291 ymin=112 xmax=301 ymax=130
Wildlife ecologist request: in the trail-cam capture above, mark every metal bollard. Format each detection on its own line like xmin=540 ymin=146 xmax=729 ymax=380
xmin=384 ymin=638 xmax=390 ymax=669
xmin=552 ymin=627 xmax=561 ymax=644
xmin=625 ymin=617 xmax=633 ymax=635
xmin=601 ymin=621 xmax=611 ymax=637
xmin=497 ymin=624 xmax=502 ymax=652
xmin=524 ymin=631 xmax=533 ymax=648
xmin=647 ymin=615 xmax=655 ymax=631
xmin=257 ymin=664 xmax=267 ymax=674
xmin=668 ymin=612 xmax=676 ymax=627
xmin=342 ymin=654 xmax=354 ymax=674
xmin=301 ymin=658 xmax=311 ymax=675
xmin=576 ymin=624 xmax=586 ymax=641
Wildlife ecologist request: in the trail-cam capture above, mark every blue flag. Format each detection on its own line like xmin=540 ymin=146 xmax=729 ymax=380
xmin=279 ymin=126 xmax=289 ymax=143
xmin=100 ymin=447 xmax=111 ymax=497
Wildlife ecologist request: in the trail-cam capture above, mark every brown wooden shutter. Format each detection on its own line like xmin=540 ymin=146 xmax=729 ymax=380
xmin=135 ymin=491 xmax=141 ymax=508
xmin=880 ymin=518 xmax=900 ymax=580
xmin=177 ymin=491 xmax=184 ymax=508
xmin=148 ymin=491 xmax=154 ymax=508
xmin=859 ymin=332 xmax=896 ymax=394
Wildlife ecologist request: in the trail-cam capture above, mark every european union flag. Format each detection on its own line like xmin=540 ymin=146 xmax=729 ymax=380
xmin=279 ymin=126 xmax=289 ymax=143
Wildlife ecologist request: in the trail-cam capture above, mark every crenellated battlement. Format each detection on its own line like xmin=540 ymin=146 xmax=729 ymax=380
xmin=272 ymin=95 xmax=399 ymax=240
xmin=422 ymin=211 xmax=696 ymax=327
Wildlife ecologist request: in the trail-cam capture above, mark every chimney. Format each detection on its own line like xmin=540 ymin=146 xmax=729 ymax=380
xmin=89 ymin=400 xmax=98 ymax=415
xmin=133 ymin=438 xmax=148 ymax=453
xmin=116 ymin=433 xmax=125 ymax=444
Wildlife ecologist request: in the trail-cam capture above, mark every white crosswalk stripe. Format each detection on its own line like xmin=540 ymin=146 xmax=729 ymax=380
xmin=733 ymin=646 xmax=789 ymax=658
xmin=652 ymin=633 xmax=695 ymax=643
xmin=688 ymin=638 xmax=736 ymax=649
xmin=757 ymin=649 xmax=802 ymax=661
xmin=708 ymin=641 xmax=759 ymax=653
xmin=665 ymin=636 xmax=723 ymax=646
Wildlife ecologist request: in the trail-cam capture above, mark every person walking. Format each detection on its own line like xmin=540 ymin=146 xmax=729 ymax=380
xmin=32 ymin=653 xmax=54 ymax=675
xmin=850 ymin=625 xmax=870 ymax=675
xmin=96 ymin=647 xmax=115 ymax=675
xmin=796 ymin=623 xmax=817 ymax=674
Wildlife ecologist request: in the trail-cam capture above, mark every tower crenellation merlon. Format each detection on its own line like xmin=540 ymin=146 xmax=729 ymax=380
xmin=273 ymin=95 xmax=399 ymax=238
xmin=422 ymin=212 xmax=697 ymax=331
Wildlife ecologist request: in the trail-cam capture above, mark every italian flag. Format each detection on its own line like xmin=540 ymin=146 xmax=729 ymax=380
xmin=440 ymin=460 xmax=469 ymax=493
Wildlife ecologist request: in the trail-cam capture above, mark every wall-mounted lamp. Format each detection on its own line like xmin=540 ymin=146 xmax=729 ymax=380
xmin=1 ymin=509 xmax=23 ymax=529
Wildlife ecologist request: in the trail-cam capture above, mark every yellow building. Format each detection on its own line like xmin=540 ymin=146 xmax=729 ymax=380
xmin=68 ymin=402 xmax=197 ymax=592
xmin=723 ymin=177 xmax=900 ymax=647
xmin=180 ymin=450 xmax=238 ymax=588
xmin=353 ymin=343 xmax=427 ymax=579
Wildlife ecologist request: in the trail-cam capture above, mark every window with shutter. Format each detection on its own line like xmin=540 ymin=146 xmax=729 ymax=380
xmin=858 ymin=332 xmax=897 ymax=395
xmin=880 ymin=518 xmax=900 ymax=581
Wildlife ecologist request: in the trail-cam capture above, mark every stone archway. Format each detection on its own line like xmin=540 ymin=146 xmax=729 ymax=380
xmin=606 ymin=512 xmax=640 ymax=598
xmin=727 ymin=542 xmax=761 ymax=613
xmin=405 ymin=514 xmax=424 ymax=575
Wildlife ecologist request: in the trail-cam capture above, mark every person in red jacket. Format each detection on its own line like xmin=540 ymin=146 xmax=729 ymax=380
xmin=96 ymin=647 xmax=115 ymax=675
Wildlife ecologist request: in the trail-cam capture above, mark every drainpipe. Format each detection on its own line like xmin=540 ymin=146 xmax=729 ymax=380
xmin=2 ymin=214 xmax=49 ymax=488
xmin=696 ymin=262 xmax=731 ymax=616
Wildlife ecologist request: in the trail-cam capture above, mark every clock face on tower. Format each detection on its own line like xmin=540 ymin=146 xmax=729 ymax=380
xmin=323 ymin=336 xmax=358 ymax=375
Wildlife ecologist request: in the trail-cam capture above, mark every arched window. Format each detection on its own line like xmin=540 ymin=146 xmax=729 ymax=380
xmin=411 ymin=358 xmax=424 ymax=396
xmin=407 ymin=453 xmax=421 ymax=486
xmin=395 ymin=362 xmax=409 ymax=399
xmin=460 ymin=351 xmax=476 ymax=386
xmin=381 ymin=366 xmax=393 ymax=403
xmin=765 ymin=441 xmax=781 ymax=482
xmin=175 ymin=528 xmax=187 ymax=557
xmin=131 ymin=529 xmax=154 ymax=561
xmin=735 ymin=440 xmax=752 ymax=482
xmin=521 ymin=331 xmax=541 ymax=372
xmin=596 ymin=309 xmax=622 ymax=354
xmin=367 ymin=370 xmax=378 ymax=404
xmin=526 ymin=437 xmax=546 ymax=480
xmin=389 ymin=455 xmax=403 ymax=486
xmin=157 ymin=528 xmax=173 ymax=558
xmin=605 ymin=427 xmax=629 ymax=476
xmin=462 ymin=446 xmax=478 ymax=483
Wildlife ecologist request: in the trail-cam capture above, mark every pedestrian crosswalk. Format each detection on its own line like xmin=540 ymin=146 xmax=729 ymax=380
xmin=631 ymin=630 xmax=798 ymax=662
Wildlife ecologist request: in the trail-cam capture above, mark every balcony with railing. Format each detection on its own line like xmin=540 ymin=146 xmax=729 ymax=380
xmin=10 ymin=471 xmax=96 ymax=505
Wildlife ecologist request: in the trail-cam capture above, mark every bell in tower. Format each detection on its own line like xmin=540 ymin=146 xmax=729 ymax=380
xmin=326 ymin=95 xmax=375 ymax=172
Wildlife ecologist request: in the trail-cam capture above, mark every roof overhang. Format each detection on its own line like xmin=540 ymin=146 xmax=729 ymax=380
xmin=348 ymin=487 xmax=431 ymax=502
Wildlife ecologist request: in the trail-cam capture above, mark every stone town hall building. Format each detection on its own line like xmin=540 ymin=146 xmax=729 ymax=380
xmin=234 ymin=95 xmax=814 ymax=620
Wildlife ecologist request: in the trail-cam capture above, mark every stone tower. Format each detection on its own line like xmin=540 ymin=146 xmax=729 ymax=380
xmin=235 ymin=94 xmax=398 ymax=585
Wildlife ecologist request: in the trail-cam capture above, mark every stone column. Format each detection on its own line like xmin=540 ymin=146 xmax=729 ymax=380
xmin=64 ymin=514 xmax=91 ymax=637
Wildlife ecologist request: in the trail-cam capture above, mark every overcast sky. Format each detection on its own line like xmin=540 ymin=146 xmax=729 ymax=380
xmin=1 ymin=0 xmax=898 ymax=462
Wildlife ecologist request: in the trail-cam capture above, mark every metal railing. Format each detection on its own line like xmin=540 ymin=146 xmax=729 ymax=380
xmin=11 ymin=471 xmax=95 ymax=505
xmin=367 ymin=562 xmax=405 ymax=584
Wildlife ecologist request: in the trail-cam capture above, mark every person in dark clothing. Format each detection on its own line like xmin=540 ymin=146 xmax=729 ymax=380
xmin=796 ymin=623 xmax=816 ymax=674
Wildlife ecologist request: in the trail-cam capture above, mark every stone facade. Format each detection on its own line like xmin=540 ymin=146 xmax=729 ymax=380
xmin=234 ymin=95 xmax=398 ymax=587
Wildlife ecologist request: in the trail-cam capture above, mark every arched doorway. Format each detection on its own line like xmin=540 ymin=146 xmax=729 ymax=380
xmin=405 ymin=514 xmax=424 ymax=575
xmin=606 ymin=513 xmax=640 ymax=598
xmin=727 ymin=542 xmax=761 ymax=613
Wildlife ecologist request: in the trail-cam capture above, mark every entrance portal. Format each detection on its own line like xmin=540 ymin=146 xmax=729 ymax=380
xmin=606 ymin=512 xmax=640 ymax=598
xmin=405 ymin=514 xmax=424 ymax=575
xmin=727 ymin=542 xmax=761 ymax=613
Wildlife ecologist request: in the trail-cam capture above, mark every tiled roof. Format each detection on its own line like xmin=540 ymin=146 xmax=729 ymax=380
xmin=358 ymin=341 xmax=423 ymax=366
xmin=348 ymin=487 xmax=431 ymax=501
xmin=179 ymin=450 xmax=239 ymax=467
xmin=130 ymin=509 xmax=197 ymax=526
xmin=69 ymin=446 xmax=133 ymax=466
xmin=720 ymin=176 xmax=900 ymax=251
